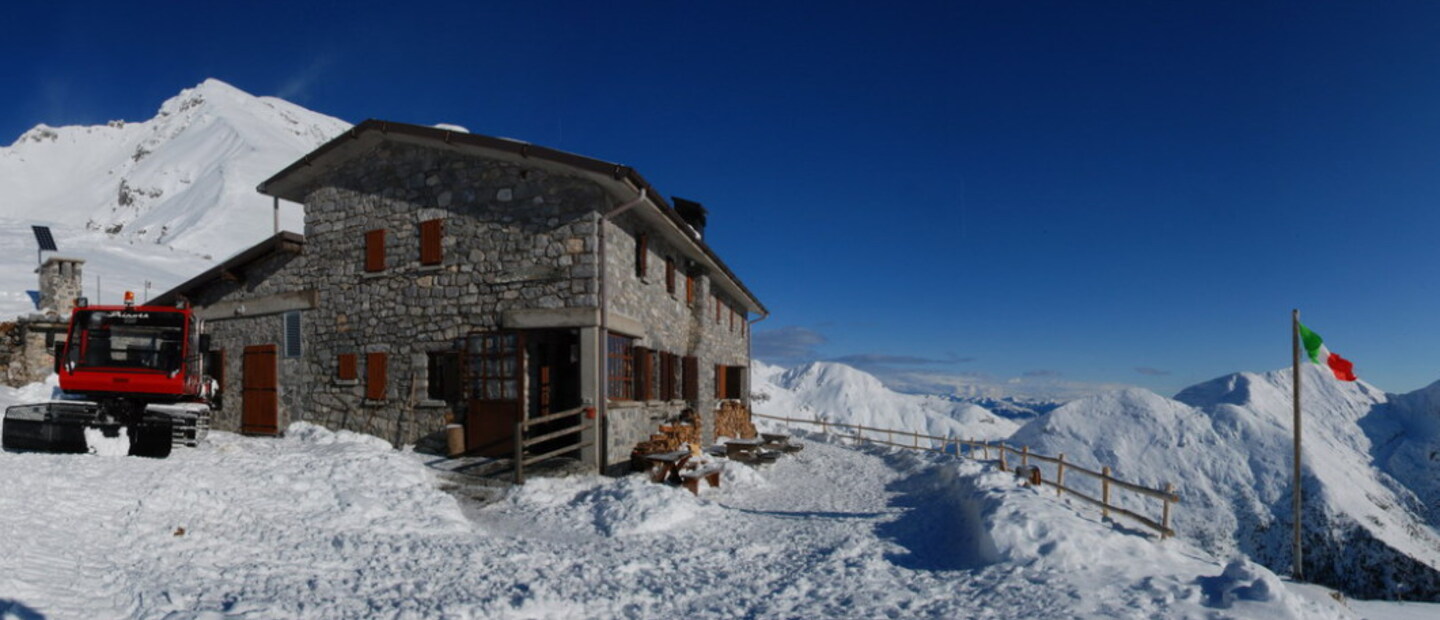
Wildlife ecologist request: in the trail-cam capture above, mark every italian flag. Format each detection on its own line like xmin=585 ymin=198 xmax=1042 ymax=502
xmin=1297 ymin=322 xmax=1357 ymax=382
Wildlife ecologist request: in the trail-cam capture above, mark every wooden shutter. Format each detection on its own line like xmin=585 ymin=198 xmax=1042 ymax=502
xmin=715 ymin=364 xmax=726 ymax=400
xmin=660 ymin=353 xmax=675 ymax=400
xmin=636 ymin=233 xmax=648 ymax=278
xmin=420 ymin=219 xmax=443 ymax=265
xmin=666 ymin=257 xmax=676 ymax=294
xmin=682 ymin=356 xmax=698 ymax=401
xmin=635 ymin=346 xmax=652 ymax=400
xmin=365 ymin=229 xmax=386 ymax=272
xmin=686 ymin=273 xmax=695 ymax=304
xmin=366 ymin=352 xmax=387 ymax=400
xmin=337 ymin=353 xmax=357 ymax=380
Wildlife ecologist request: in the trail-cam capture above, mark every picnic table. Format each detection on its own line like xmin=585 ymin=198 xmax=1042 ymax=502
xmin=643 ymin=450 xmax=691 ymax=483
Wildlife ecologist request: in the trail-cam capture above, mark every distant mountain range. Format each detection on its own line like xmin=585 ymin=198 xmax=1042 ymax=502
xmin=755 ymin=359 xmax=1440 ymax=600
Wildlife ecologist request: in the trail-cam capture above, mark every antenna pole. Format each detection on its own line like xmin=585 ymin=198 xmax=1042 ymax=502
xmin=1292 ymin=309 xmax=1304 ymax=581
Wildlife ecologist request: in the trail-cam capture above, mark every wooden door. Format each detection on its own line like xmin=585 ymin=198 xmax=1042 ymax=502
xmin=464 ymin=331 xmax=523 ymax=457
xmin=242 ymin=344 xmax=279 ymax=435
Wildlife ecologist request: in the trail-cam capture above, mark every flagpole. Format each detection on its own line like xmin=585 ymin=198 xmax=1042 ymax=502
xmin=1292 ymin=308 xmax=1304 ymax=581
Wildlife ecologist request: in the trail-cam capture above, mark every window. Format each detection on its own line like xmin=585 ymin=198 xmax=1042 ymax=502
xmin=682 ymin=356 xmax=698 ymax=401
xmin=607 ymin=332 xmax=635 ymax=400
xmin=635 ymin=233 xmax=648 ymax=278
xmin=665 ymin=256 xmax=676 ymax=295
xmin=685 ymin=271 xmax=695 ymax=305
xmin=337 ymin=353 xmax=358 ymax=381
xmin=715 ymin=298 xmax=722 ymax=324
xmin=365 ymin=229 xmax=386 ymax=272
xmin=725 ymin=366 xmax=746 ymax=400
xmin=366 ymin=352 xmax=387 ymax=400
xmin=283 ymin=311 xmax=302 ymax=358
xmin=427 ymin=350 xmax=461 ymax=401
xmin=419 ymin=219 xmax=443 ymax=266
xmin=715 ymin=364 xmax=746 ymax=400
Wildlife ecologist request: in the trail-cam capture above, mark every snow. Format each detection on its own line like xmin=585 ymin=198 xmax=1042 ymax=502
xmin=752 ymin=360 xmax=1017 ymax=441
xmin=0 ymin=79 xmax=349 ymax=315
xmin=0 ymin=387 xmax=1368 ymax=619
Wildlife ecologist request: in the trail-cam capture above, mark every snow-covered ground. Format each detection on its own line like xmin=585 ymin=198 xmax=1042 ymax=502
xmin=0 ymin=370 xmax=1395 ymax=619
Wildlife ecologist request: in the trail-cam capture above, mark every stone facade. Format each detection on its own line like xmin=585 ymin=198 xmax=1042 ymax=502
xmin=161 ymin=122 xmax=762 ymax=475
xmin=0 ymin=257 xmax=84 ymax=387
xmin=37 ymin=257 xmax=84 ymax=317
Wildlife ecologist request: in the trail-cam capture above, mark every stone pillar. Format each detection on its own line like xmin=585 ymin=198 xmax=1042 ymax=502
xmin=579 ymin=325 xmax=602 ymax=469
xmin=36 ymin=257 xmax=84 ymax=317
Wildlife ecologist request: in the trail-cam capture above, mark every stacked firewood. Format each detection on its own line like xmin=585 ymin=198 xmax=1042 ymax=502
xmin=630 ymin=420 xmax=701 ymax=469
xmin=715 ymin=401 xmax=757 ymax=439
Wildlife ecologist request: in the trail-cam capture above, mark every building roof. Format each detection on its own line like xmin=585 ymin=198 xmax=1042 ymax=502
xmin=149 ymin=231 xmax=304 ymax=306
xmin=256 ymin=120 xmax=766 ymax=316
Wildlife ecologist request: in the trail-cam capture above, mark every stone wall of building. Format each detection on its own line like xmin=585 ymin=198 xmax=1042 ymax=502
xmin=600 ymin=211 xmax=752 ymax=469
xmin=294 ymin=141 xmax=604 ymax=447
xmin=37 ymin=258 xmax=84 ymax=318
xmin=186 ymin=250 xmax=310 ymax=433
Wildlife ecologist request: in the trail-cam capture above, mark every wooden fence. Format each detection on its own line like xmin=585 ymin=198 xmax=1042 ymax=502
xmin=513 ymin=406 xmax=592 ymax=484
xmin=750 ymin=412 xmax=1180 ymax=539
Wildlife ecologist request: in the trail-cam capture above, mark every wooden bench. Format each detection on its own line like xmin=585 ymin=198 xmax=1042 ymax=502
xmin=679 ymin=463 xmax=723 ymax=495
xmin=761 ymin=433 xmax=804 ymax=453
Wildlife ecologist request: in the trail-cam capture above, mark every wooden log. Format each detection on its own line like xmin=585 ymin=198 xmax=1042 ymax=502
xmin=1056 ymin=453 xmax=1066 ymax=496
xmin=1102 ymin=466 xmax=1111 ymax=518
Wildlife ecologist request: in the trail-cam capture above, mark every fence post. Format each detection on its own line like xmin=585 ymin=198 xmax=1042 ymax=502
xmin=913 ymin=431 xmax=919 ymax=449
xmin=514 ymin=421 xmax=526 ymax=484
xmin=1056 ymin=453 xmax=1066 ymax=496
xmin=1101 ymin=466 xmax=1111 ymax=518
xmin=888 ymin=429 xmax=893 ymax=445
xmin=998 ymin=444 xmax=1007 ymax=472
xmin=1162 ymin=482 xmax=1174 ymax=539
xmin=1021 ymin=445 xmax=1029 ymax=467
xmin=822 ymin=419 xmax=829 ymax=436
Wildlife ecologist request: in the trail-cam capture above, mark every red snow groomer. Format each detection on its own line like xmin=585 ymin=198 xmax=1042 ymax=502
xmin=1 ymin=292 xmax=213 ymax=458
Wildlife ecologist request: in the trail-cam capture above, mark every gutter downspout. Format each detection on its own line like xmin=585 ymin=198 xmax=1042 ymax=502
xmin=596 ymin=187 xmax=647 ymax=473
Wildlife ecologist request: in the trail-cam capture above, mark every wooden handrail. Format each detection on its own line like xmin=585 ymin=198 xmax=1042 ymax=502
xmin=751 ymin=410 xmax=1179 ymax=539
xmin=520 ymin=406 xmax=588 ymax=429
xmin=513 ymin=408 xmax=591 ymax=484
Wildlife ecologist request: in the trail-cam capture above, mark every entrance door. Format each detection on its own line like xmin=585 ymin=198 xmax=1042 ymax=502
xmin=465 ymin=331 xmax=523 ymax=457
xmin=241 ymin=344 xmax=279 ymax=435
xmin=525 ymin=331 xmax=583 ymax=457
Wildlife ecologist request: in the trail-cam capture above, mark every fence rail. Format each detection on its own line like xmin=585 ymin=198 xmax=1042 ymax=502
xmin=514 ymin=406 xmax=593 ymax=484
xmin=750 ymin=411 xmax=1179 ymax=539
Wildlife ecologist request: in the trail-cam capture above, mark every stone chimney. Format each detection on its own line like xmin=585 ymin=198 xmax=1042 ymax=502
xmin=36 ymin=257 xmax=84 ymax=317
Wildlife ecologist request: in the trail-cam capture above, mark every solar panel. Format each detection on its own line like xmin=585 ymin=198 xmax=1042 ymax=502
xmin=31 ymin=226 xmax=57 ymax=252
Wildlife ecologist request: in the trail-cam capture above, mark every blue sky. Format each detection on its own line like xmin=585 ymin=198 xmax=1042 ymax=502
xmin=6 ymin=2 xmax=1440 ymax=397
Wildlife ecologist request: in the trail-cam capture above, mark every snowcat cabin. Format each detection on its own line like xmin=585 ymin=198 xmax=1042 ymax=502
xmin=59 ymin=305 xmax=199 ymax=399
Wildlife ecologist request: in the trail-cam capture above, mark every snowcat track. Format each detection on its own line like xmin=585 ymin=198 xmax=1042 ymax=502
xmin=1 ymin=402 xmax=100 ymax=453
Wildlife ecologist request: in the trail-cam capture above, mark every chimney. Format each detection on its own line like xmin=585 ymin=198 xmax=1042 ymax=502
xmin=36 ymin=257 xmax=84 ymax=317
xmin=671 ymin=197 xmax=708 ymax=239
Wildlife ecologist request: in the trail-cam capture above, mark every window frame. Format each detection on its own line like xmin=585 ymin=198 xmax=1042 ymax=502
xmin=606 ymin=332 xmax=636 ymax=401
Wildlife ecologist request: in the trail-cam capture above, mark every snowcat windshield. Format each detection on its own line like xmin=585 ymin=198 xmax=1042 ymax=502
xmin=69 ymin=310 xmax=187 ymax=372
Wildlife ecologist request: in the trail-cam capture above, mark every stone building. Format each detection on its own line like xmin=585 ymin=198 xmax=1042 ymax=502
xmin=2 ymin=257 xmax=84 ymax=387
xmin=151 ymin=120 xmax=766 ymax=474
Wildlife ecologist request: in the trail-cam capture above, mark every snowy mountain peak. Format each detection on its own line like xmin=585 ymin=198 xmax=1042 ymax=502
xmin=0 ymin=78 xmax=350 ymax=253
xmin=0 ymin=79 xmax=350 ymax=316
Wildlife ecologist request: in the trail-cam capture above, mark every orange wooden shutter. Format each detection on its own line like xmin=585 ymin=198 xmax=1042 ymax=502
xmin=635 ymin=346 xmax=652 ymax=400
xmin=366 ymin=352 xmax=387 ymax=400
xmin=365 ymin=229 xmax=386 ymax=272
xmin=338 ymin=353 xmax=357 ymax=380
xmin=715 ymin=364 xmax=726 ymax=400
xmin=682 ymin=356 xmax=698 ymax=401
xmin=420 ymin=219 xmax=443 ymax=265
